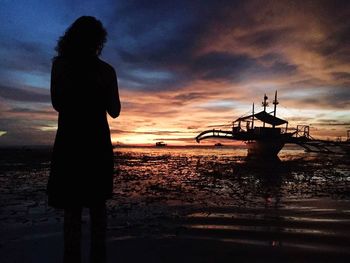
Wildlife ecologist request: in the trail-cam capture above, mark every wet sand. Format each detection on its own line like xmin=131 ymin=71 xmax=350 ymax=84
xmin=1 ymin=146 xmax=350 ymax=262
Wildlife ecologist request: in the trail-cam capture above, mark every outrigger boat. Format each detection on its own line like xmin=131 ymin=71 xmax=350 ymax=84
xmin=195 ymin=91 xmax=347 ymax=157
xmin=155 ymin=141 xmax=167 ymax=147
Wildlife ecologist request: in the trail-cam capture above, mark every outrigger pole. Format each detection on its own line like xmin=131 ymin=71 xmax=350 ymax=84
xmin=272 ymin=90 xmax=279 ymax=128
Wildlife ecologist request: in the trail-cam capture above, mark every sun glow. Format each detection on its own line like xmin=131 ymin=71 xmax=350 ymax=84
xmin=0 ymin=1 xmax=349 ymax=146
xmin=111 ymin=134 xmax=160 ymax=145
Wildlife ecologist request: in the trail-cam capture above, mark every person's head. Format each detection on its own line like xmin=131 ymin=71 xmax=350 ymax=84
xmin=55 ymin=16 xmax=107 ymax=58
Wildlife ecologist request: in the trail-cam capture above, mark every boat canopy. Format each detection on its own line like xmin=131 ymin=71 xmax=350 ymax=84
xmin=235 ymin=111 xmax=288 ymax=126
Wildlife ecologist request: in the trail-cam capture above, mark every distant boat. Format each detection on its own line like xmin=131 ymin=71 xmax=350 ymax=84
xmin=155 ymin=141 xmax=167 ymax=147
xmin=214 ymin=143 xmax=224 ymax=147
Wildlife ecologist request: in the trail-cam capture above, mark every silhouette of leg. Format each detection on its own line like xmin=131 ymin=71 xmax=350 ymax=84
xmin=89 ymin=202 xmax=107 ymax=263
xmin=64 ymin=207 xmax=82 ymax=263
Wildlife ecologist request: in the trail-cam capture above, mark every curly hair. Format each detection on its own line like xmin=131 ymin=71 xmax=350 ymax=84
xmin=55 ymin=16 xmax=107 ymax=58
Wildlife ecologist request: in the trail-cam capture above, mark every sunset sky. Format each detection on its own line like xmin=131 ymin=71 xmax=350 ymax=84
xmin=0 ymin=0 xmax=349 ymax=146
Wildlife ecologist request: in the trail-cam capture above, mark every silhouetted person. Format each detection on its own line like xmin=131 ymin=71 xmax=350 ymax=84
xmin=47 ymin=16 xmax=120 ymax=263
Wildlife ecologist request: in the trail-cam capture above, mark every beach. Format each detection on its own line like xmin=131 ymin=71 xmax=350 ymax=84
xmin=1 ymin=146 xmax=350 ymax=262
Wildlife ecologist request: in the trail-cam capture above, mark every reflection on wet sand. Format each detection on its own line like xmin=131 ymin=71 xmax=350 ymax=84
xmin=0 ymin=146 xmax=350 ymax=262
xmin=111 ymin=147 xmax=350 ymax=261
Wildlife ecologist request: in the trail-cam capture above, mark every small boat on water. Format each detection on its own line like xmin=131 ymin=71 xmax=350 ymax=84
xmin=214 ymin=143 xmax=224 ymax=147
xmin=231 ymin=91 xmax=293 ymax=157
xmin=196 ymin=91 xmax=311 ymax=158
xmin=155 ymin=141 xmax=167 ymax=147
xmin=196 ymin=91 xmax=349 ymax=157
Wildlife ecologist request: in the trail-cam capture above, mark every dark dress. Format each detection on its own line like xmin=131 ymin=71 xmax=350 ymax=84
xmin=47 ymin=56 xmax=118 ymax=208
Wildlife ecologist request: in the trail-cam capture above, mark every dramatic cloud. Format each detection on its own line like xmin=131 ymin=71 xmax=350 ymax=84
xmin=0 ymin=0 xmax=349 ymax=145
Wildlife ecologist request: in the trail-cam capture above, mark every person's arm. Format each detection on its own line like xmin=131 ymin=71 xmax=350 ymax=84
xmin=50 ymin=59 xmax=75 ymax=112
xmin=50 ymin=60 xmax=61 ymax=112
xmin=107 ymin=69 xmax=121 ymax=118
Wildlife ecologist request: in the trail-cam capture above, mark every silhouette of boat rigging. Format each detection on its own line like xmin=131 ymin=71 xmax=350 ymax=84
xmin=196 ymin=91 xmax=349 ymax=157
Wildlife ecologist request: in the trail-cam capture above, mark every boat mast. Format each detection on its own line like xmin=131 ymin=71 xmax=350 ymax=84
xmin=272 ymin=90 xmax=279 ymax=128
xmin=252 ymin=103 xmax=255 ymax=129
xmin=262 ymin=94 xmax=268 ymax=127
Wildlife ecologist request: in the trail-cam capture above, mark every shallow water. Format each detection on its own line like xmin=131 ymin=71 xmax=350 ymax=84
xmin=111 ymin=146 xmax=350 ymax=208
xmin=1 ymin=146 xmax=349 ymax=223
xmin=108 ymin=146 xmax=350 ymax=258
xmin=1 ymin=146 xmax=350 ymax=261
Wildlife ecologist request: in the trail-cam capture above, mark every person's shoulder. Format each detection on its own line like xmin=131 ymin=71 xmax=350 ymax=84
xmin=97 ymin=59 xmax=116 ymax=75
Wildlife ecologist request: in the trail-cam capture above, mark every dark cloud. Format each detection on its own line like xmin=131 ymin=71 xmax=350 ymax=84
xmin=173 ymin=92 xmax=208 ymax=102
xmin=0 ymin=0 xmax=349 ymax=145
xmin=308 ymin=0 xmax=350 ymax=56
xmin=328 ymin=90 xmax=350 ymax=107
xmin=0 ymin=39 xmax=52 ymax=74
xmin=189 ymin=51 xmax=298 ymax=82
xmin=118 ymin=67 xmax=187 ymax=91
xmin=8 ymin=107 xmax=55 ymax=115
xmin=268 ymin=61 xmax=298 ymax=75
xmin=96 ymin=0 xmax=350 ymax=94
xmin=0 ymin=85 xmax=50 ymax=103
xmin=187 ymin=126 xmax=199 ymax=130
xmin=237 ymin=28 xmax=292 ymax=49
xmin=332 ymin=72 xmax=350 ymax=80
xmin=109 ymin=1 xmax=239 ymax=89
xmin=332 ymin=72 xmax=350 ymax=87
xmin=287 ymin=117 xmax=314 ymax=122
xmin=316 ymin=120 xmax=350 ymax=126
xmin=112 ymin=1 xmax=203 ymax=64
xmin=283 ymin=88 xmax=350 ymax=109
xmin=0 ymin=118 xmax=55 ymax=146
xmin=191 ymin=52 xmax=255 ymax=81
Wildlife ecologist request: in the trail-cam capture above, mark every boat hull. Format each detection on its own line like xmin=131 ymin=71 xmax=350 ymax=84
xmin=247 ymin=140 xmax=285 ymax=158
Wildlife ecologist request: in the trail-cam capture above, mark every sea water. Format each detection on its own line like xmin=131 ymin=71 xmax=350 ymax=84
xmin=1 ymin=145 xmax=350 ymax=260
